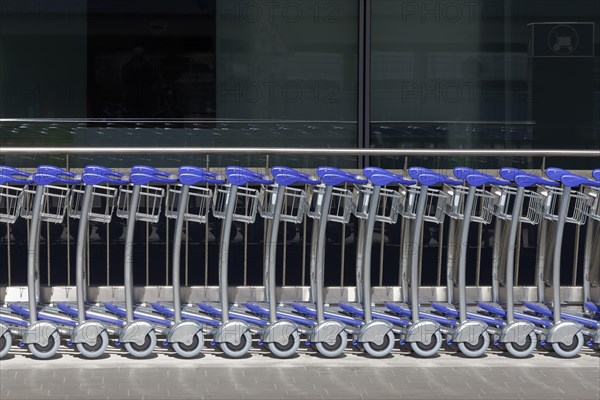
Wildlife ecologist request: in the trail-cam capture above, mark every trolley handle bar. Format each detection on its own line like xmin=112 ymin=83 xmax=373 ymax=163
xmin=316 ymin=166 xmax=367 ymax=186
xmin=408 ymin=167 xmax=461 ymax=186
xmin=546 ymin=167 xmax=573 ymax=182
xmin=0 ymin=166 xmax=32 ymax=184
xmin=500 ymin=167 xmax=556 ymax=186
xmin=271 ymin=166 xmax=320 ymax=186
xmin=33 ymin=172 xmax=81 ymax=186
xmin=82 ymin=165 xmax=128 ymax=185
xmin=225 ymin=166 xmax=273 ymax=186
xmin=129 ymin=172 xmax=177 ymax=185
xmin=499 ymin=167 xmax=529 ymax=181
xmin=406 ymin=166 xmax=436 ymax=178
xmin=593 ymin=169 xmax=600 ymax=181
xmin=453 ymin=167 xmax=481 ymax=180
xmin=514 ymin=174 xmax=559 ymax=188
xmin=130 ymin=165 xmax=172 ymax=180
xmin=363 ymin=166 xmax=415 ymax=186
xmin=560 ymin=174 xmax=600 ymax=188
xmin=178 ymin=166 xmax=225 ymax=185
xmin=465 ymin=173 xmax=509 ymax=187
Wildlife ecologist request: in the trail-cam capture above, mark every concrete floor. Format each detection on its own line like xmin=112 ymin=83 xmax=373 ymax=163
xmin=1 ymin=344 xmax=599 ymax=399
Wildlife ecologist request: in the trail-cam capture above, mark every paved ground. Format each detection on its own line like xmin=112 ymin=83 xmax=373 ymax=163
xmin=1 ymin=344 xmax=599 ymax=400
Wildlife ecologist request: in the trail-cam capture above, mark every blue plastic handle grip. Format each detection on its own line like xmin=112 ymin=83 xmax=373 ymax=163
xmin=130 ymin=172 xmax=177 ymax=185
xmin=37 ymin=165 xmax=77 ymax=178
xmin=178 ymin=166 xmax=225 ymax=185
xmin=453 ymin=167 xmax=480 ymax=180
xmin=593 ymin=169 xmax=600 ymax=181
xmin=561 ymin=174 xmax=600 ymax=188
xmin=407 ymin=166 xmax=436 ymax=179
xmin=33 ymin=173 xmax=81 ymax=186
xmin=499 ymin=167 xmax=528 ymax=181
xmin=545 ymin=167 xmax=572 ymax=182
xmin=513 ymin=174 xmax=559 ymax=188
xmin=271 ymin=166 xmax=320 ymax=186
xmin=131 ymin=165 xmax=171 ymax=179
xmin=84 ymin=165 xmax=125 ymax=178
xmin=225 ymin=166 xmax=273 ymax=186
xmin=0 ymin=166 xmax=32 ymax=184
xmin=316 ymin=166 xmax=367 ymax=186
xmin=82 ymin=173 xmax=129 ymax=186
xmin=465 ymin=173 xmax=510 ymax=187
xmin=363 ymin=167 xmax=415 ymax=186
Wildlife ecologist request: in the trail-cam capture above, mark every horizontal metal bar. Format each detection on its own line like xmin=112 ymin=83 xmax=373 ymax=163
xmin=2 ymin=147 xmax=599 ymax=157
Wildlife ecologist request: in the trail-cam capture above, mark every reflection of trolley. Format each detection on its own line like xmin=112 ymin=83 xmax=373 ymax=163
xmin=0 ymin=166 xmax=33 ymax=359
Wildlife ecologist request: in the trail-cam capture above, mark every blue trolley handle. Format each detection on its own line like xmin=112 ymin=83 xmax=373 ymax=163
xmin=593 ymin=169 xmax=600 ymax=182
xmin=560 ymin=173 xmax=600 ymax=189
xmin=130 ymin=165 xmax=174 ymax=180
xmin=514 ymin=174 xmax=559 ymax=188
xmin=464 ymin=172 xmax=510 ymax=187
xmin=316 ymin=166 xmax=367 ymax=186
xmin=178 ymin=166 xmax=225 ymax=185
xmin=225 ymin=166 xmax=273 ymax=186
xmin=0 ymin=166 xmax=33 ymax=184
xmin=271 ymin=166 xmax=320 ymax=186
xmin=363 ymin=167 xmax=415 ymax=186
xmin=82 ymin=165 xmax=129 ymax=186
xmin=545 ymin=167 xmax=573 ymax=182
xmin=33 ymin=165 xmax=80 ymax=185
xmin=408 ymin=167 xmax=461 ymax=186
xmin=498 ymin=167 xmax=530 ymax=181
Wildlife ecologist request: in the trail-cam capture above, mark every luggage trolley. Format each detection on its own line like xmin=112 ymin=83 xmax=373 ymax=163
xmin=522 ymin=168 xmax=598 ymax=357
xmin=255 ymin=166 xmax=320 ymax=357
xmin=583 ymin=169 xmax=600 ymax=319
xmin=351 ymin=167 xmax=415 ymax=357
xmin=474 ymin=168 xmax=557 ymax=336
xmin=384 ymin=168 xmax=460 ymax=357
xmin=160 ymin=166 xmax=225 ymax=357
xmin=110 ymin=165 xmax=177 ymax=358
xmin=21 ymin=166 xmax=80 ymax=358
xmin=208 ymin=166 xmax=273 ymax=357
xmin=0 ymin=166 xmax=33 ymax=358
xmin=65 ymin=165 xmax=128 ymax=358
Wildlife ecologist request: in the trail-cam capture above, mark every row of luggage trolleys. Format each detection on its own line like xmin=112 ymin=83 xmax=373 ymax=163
xmin=0 ymin=164 xmax=599 ymax=360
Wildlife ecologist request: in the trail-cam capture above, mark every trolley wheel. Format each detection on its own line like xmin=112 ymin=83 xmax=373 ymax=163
xmin=0 ymin=330 xmax=12 ymax=359
xmin=409 ymin=330 xmax=442 ymax=357
xmin=219 ymin=331 xmax=252 ymax=358
xmin=457 ymin=331 xmax=490 ymax=358
xmin=363 ymin=331 xmax=395 ymax=358
xmin=172 ymin=330 xmax=204 ymax=358
xmin=266 ymin=330 xmax=300 ymax=358
xmin=505 ymin=332 xmax=537 ymax=358
xmin=76 ymin=330 xmax=110 ymax=359
xmin=123 ymin=331 xmax=157 ymax=358
xmin=28 ymin=331 xmax=61 ymax=359
xmin=551 ymin=331 xmax=584 ymax=358
xmin=315 ymin=330 xmax=347 ymax=358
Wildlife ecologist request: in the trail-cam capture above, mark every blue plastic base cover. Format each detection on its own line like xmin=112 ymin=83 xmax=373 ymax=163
xmin=384 ymin=302 xmax=458 ymax=327
xmin=196 ymin=303 xmax=268 ymax=327
xmin=431 ymin=302 xmax=505 ymax=326
xmin=524 ymin=302 xmax=598 ymax=329
xmin=291 ymin=303 xmax=363 ymax=327
xmin=243 ymin=302 xmax=315 ymax=327
xmin=104 ymin=302 xmax=173 ymax=327
xmin=478 ymin=302 xmax=552 ymax=328
xmin=151 ymin=302 xmax=220 ymax=327
xmin=338 ymin=303 xmax=410 ymax=326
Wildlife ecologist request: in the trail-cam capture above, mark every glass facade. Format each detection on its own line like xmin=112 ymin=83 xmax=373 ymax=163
xmin=1 ymin=1 xmax=598 ymax=288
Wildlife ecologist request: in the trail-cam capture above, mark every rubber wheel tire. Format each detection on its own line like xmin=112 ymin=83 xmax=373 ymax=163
xmin=76 ymin=331 xmax=110 ymax=359
xmin=266 ymin=330 xmax=300 ymax=358
xmin=172 ymin=330 xmax=204 ymax=358
xmin=363 ymin=331 xmax=395 ymax=358
xmin=457 ymin=331 xmax=490 ymax=358
xmin=505 ymin=331 xmax=537 ymax=358
xmin=409 ymin=330 xmax=442 ymax=358
xmin=219 ymin=331 xmax=253 ymax=358
xmin=123 ymin=331 xmax=157 ymax=358
xmin=0 ymin=331 xmax=12 ymax=359
xmin=315 ymin=330 xmax=347 ymax=358
xmin=551 ymin=331 xmax=584 ymax=358
xmin=28 ymin=331 xmax=61 ymax=359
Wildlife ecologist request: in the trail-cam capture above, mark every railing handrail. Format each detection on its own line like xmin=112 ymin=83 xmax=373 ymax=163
xmin=1 ymin=147 xmax=599 ymax=157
